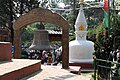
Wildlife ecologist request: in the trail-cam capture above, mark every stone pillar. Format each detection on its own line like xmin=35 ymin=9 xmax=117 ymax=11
xmin=14 ymin=30 xmax=21 ymax=59
xmin=0 ymin=42 xmax=12 ymax=61
xmin=62 ymin=26 xmax=69 ymax=69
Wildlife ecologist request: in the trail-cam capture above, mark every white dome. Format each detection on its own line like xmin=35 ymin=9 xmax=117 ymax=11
xmin=69 ymin=40 xmax=94 ymax=63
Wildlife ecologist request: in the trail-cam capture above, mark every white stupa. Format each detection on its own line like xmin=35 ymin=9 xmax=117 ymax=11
xmin=69 ymin=0 xmax=95 ymax=63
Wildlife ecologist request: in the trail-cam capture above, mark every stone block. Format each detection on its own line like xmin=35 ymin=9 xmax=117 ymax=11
xmin=0 ymin=42 xmax=12 ymax=61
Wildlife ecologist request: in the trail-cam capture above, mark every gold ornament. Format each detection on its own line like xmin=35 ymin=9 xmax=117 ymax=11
xmin=79 ymin=25 xmax=84 ymax=30
xmin=80 ymin=0 xmax=84 ymax=3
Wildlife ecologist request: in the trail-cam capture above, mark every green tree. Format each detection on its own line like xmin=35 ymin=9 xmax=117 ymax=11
xmin=0 ymin=0 xmax=40 ymax=44
xmin=110 ymin=14 xmax=120 ymax=48
xmin=21 ymin=23 xmax=38 ymax=46
xmin=0 ymin=0 xmax=40 ymax=27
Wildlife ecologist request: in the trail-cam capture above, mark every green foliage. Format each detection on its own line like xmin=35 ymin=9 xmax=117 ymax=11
xmin=110 ymin=14 xmax=120 ymax=35
xmin=69 ymin=34 xmax=75 ymax=41
xmin=63 ymin=0 xmax=74 ymax=4
xmin=110 ymin=14 xmax=120 ymax=48
xmin=0 ymin=16 xmax=6 ymax=27
xmin=21 ymin=23 xmax=37 ymax=44
xmin=44 ymin=23 xmax=58 ymax=30
xmin=88 ymin=28 xmax=96 ymax=37
xmin=85 ymin=8 xmax=104 ymax=28
xmin=96 ymin=23 xmax=105 ymax=32
xmin=50 ymin=1 xmax=57 ymax=8
xmin=87 ymin=23 xmax=105 ymax=42
xmin=0 ymin=0 xmax=40 ymax=28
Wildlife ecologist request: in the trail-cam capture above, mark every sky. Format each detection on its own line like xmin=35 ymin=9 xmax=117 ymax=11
xmin=84 ymin=0 xmax=95 ymax=1
xmin=85 ymin=0 xmax=95 ymax=1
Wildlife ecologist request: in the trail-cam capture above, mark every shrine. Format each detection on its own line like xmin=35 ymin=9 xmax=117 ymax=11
xmin=69 ymin=0 xmax=95 ymax=69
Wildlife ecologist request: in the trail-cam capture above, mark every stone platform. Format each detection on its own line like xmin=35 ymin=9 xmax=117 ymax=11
xmin=0 ymin=59 xmax=41 ymax=80
xmin=69 ymin=62 xmax=94 ymax=72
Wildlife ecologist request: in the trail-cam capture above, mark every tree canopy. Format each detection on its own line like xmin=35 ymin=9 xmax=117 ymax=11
xmin=0 ymin=0 xmax=40 ymax=28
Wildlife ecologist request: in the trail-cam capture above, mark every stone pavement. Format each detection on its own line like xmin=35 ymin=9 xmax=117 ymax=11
xmin=21 ymin=65 xmax=92 ymax=80
xmin=0 ymin=59 xmax=40 ymax=76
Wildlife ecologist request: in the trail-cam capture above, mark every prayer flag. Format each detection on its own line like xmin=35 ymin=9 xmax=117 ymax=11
xmin=104 ymin=0 xmax=108 ymax=11
xmin=104 ymin=0 xmax=109 ymax=28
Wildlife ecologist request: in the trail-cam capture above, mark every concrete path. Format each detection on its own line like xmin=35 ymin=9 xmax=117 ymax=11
xmin=21 ymin=65 xmax=92 ymax=80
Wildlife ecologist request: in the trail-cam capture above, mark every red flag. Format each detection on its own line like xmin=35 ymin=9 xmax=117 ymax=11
xmin=104 ymin=0 xmax=108 ymax=11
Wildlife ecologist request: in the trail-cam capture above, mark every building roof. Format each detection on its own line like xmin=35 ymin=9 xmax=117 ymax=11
xmin=47 ymin=30 xmax=62 ymax=34
xmin=47 ymin=30 xmax=73 ymax=36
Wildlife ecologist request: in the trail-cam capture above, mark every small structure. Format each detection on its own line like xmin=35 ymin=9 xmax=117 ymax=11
xmin=48 ymin=30 xmax=62 ymax=42
xmin=0 ymin=27 xmax=10 ymax=42
xmin=69 ymin=0 xmax=94 ymax=69
xmin=0 ymin=42 xmax=12 ymax=61
xmin=13 ymin=8 xmax=70 ymax=69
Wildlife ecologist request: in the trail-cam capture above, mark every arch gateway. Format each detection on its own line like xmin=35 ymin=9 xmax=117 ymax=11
xmin=13 ymin=8 xmax=69 ymax=69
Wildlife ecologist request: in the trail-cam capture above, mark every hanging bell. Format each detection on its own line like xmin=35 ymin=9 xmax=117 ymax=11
xmin=29 ymin=30 xmax=52 ymax=50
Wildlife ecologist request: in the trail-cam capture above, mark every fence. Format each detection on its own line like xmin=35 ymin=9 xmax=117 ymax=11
xmin=94 ymin=58 xmax=120 ymax=80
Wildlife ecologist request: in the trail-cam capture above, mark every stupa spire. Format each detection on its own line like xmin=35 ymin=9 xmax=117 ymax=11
xmin=75 ymin=0 xmax=87 ymax=40
xmin=75 ymin=0 xmax=87 ymax=31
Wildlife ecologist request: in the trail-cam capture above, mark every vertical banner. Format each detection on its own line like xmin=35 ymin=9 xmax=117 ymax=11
xmin=104 ymin=0 xmax=109 ymax=11
xmin=104 ymin=0 xmax=109 ymax=28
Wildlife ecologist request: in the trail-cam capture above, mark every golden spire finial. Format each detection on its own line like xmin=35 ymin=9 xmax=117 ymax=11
xmin=80 ymin=0 xmax=84 ymax=3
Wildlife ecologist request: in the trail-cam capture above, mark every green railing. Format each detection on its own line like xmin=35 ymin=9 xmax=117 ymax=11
xmin=94 ymin=58 xmax=120 ymax=80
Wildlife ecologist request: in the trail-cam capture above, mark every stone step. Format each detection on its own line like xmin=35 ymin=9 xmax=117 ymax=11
xmin=0 ymin=59 xmax=41 ymax=80
xmin=69 ymin=62 xmax=93 ymax=72
xmin=69 ymin=66 xmax=81 ymax=75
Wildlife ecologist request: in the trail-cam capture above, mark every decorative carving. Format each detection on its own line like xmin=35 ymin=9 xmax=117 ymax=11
xmin=79 ymin=34 xmax=84 ymax=39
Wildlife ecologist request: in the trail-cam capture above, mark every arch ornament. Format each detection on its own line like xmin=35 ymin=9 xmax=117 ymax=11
xmin=13 ymin=8 xmax=69 ymax=69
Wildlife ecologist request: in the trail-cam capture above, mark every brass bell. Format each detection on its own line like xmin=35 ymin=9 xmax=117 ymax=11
xmin=29 ymin=30 xmax=51 ymax=50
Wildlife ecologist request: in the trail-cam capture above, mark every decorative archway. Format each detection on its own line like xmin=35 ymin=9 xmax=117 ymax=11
xmin=13 ymin=8 xmax=69 ymax=69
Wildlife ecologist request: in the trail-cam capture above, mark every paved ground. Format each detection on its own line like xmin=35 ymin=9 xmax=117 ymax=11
xmin=21 ymin=64 xmax=93 ymax=80
xmin=0 ymin=59 xmax=40 ymax=76
xmin=0 ymin=59 xmax=93 ymax=80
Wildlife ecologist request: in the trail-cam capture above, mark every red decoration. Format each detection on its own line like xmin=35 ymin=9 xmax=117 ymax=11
xmin=104 ymin=0 xmax=108 ymax=11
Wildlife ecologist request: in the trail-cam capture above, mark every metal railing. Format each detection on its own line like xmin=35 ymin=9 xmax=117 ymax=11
xmin=94 ymin=58 xmax=120 ymax=80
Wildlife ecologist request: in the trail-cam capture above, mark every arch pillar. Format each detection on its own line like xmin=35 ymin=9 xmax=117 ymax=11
xmin=62 ymin=26 xmax=69 ymax=69
xmin=14 ymin=30 xmax=21 ymax=58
